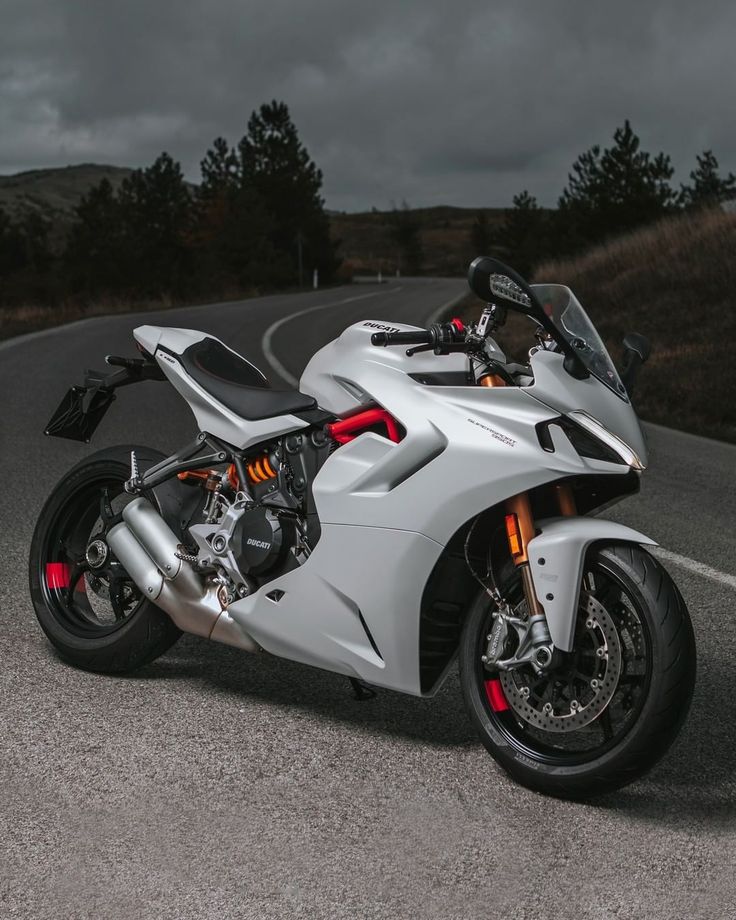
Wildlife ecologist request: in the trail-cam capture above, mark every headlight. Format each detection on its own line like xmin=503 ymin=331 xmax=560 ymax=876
xmin=536 ymin=412 xmax=646 ymax=469
xmin=567 ymin=411 xmax=645 ymax=470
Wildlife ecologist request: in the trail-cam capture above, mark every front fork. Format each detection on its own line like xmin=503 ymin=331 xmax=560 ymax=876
xmin=478 ymin=372 xmax=576 ymax=665
xmin=502 ymin=485 xmax=577 ymax=667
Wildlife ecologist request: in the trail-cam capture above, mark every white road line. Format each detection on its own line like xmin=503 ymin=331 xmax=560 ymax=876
xmin=0 ymin=285 xmax=357 ymax=356
xmin=425 ymin=291 xmax=468 ymax=325
xmin=261 ymin=286 xmax=403 ymax=386
xmin=651 ymin=546 xmax=736 ymax=590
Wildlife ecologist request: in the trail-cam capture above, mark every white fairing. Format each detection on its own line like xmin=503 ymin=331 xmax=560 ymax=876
xmin=131 ymin=317 xmax=655 ymax=696
xmin=527 ymin=518 xmax=657 ymax=650
xmin=527 ymin=349 xmax=649 ymax=466
xmin=133 ymin=325 xmax=309 ymax=450
xmin=225 ymin=319 xmax=651 ymax=693
xmin=230 ymin=524 xmax=442 ymax=693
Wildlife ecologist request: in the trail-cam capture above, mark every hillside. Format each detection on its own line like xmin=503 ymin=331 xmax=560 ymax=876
xmin=0 ymin=164 xmax=133 ymax=225
xmin=460 ymin=208 xmax=736 ymax=443
xmin=330 ymin=206 xmax=508 ymax=277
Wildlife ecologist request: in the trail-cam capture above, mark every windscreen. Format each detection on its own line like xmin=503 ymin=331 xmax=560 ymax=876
xmin=530 ymin=283 xmax=628 ymax=400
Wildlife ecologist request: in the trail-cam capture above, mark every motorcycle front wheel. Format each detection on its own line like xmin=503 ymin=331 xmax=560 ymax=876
xmin=459 ymin=543 xmax=696 ymax=799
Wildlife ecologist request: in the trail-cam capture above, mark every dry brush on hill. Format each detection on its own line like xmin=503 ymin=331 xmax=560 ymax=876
xmin=459 ymin=208 xmax=736 ymax=442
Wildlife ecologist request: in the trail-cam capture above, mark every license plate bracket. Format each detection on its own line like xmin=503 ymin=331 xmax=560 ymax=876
xmin=44 ymin=385 xmax=116 ymax=443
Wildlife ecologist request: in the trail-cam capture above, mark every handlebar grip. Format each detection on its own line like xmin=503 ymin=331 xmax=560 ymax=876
xmin=371 ymin=330 xmax=433 ymax=347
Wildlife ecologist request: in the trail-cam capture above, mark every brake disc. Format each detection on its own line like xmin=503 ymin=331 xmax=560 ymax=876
xmin=499 ymin=594 xmax=622 ymax=733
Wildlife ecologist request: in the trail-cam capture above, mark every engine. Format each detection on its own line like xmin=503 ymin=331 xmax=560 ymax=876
xmin=181 ymin=428 xmax=331 ymax=599
xmin=231 ymin=506 xmax=296 ymax=575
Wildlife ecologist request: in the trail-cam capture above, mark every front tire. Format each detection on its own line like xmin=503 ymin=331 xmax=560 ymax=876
xmin=29 ymin=445 xmax=183 ymax=674
xmin=459 ymin=543 xmax=696 ymax=799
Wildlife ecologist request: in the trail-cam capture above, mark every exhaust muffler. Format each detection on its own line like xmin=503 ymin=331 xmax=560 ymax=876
xmin=106 ymin=498 xmax=260 ymax=653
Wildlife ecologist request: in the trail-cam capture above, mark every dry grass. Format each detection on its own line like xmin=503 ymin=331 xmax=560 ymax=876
xmin=0 ymin=286 xmax=259 ymax=343
xmin=458 ymin=208 xmax=736 ymax=443
xmin=330 ymin=205 xmax=508 ymax=277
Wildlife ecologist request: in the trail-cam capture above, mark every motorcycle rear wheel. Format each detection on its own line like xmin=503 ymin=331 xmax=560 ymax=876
xmin=29 ymin=445 xmax=183 ymax=674
xmin=459 ymin=543 xmax=696 ymax=799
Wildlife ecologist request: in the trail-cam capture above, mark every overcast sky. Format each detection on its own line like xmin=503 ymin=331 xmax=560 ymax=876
xmin=1 ymin=0 xmax=734 ymax=211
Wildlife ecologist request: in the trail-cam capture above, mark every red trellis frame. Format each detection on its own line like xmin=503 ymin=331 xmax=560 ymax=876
xmin=325 ymin=408 xmax=402 ymax=445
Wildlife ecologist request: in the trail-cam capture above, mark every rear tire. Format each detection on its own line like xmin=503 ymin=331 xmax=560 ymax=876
xmin=459 ymin=543 xmax=696 ymax=799
xmin=29 ymin=446 xmax=183 ymax=674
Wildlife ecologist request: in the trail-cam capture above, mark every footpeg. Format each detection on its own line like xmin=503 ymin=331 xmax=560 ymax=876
xmin=125 ymin=450 xmax=142 ymax=493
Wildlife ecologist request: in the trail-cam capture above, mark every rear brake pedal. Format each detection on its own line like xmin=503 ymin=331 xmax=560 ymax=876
xmin=349 ymin=677 xmax=377 ymax=701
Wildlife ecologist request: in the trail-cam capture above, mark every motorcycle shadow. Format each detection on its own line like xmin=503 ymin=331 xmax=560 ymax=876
xmin=596 ymin=650 xmax=735 ymax=824
xmin=138 ymin=634 xmax=478 ymax=748
xmin=138 ymin=633 xmax=734 ymax=819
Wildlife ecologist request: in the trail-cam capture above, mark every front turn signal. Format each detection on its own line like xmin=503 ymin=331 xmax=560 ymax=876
xmin=505 ymin=513 xmax=523 ymax=558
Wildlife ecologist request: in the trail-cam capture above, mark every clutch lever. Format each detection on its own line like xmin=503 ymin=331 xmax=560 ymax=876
xmin=406 ymin=344 xmax=435 ymax=357
xmin=408 ymin=340 xmax=470 ymax=358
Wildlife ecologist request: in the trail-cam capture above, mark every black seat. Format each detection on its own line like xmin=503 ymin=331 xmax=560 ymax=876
xmin=174 ymin=337 xmax=317 ymax=421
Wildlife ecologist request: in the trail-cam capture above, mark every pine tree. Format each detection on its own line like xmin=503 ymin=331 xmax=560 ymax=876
xmin=200 ymin=137 xmax=240 ymax=197
xmin=196 ymin=136 xmax=278 ymax=289
xmin=64 ymin=178 xmax=124 ymax=293
xmin=117 ymin=152 xmax=194 ymax=296
xmin=237 ymin=101 xmax=339 ymax=283
xmin=0 ymin=206 xmax=27 ymax=276
xmin=0 ymin=205 xmax=55 ymax=303
xmin=679 ymin=150 xmax=736 ymax=208
xmin=558 ymin=120 xmax=676 ymax=251
xmin=493 ymin=191 xmax=548 ymax=278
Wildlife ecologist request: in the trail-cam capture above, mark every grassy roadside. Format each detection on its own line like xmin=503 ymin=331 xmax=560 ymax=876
xmin=0 ymin=284 xmax=295 ymax=344
xmin=0 ymin=297 xmax=181 ymax=343
xmin=454 ymin=208 xmax=736 ymax=444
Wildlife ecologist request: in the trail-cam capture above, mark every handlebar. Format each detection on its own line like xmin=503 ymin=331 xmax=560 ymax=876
xmin=371 ymin=319 xmax=466 ymax=353
xmin=370 ymin=330 xmax=434 ymax=347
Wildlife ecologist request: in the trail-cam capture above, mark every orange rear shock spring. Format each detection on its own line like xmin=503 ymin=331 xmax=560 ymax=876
xmin=245 ymin=452 xmax=279 ymax=485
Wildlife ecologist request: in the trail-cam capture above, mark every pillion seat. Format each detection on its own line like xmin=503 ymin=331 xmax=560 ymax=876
xmin=176 ymin=336 xmax=317 ymax=421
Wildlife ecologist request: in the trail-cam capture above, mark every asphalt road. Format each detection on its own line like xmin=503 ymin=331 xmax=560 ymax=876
xmin=1 ymin=278 xmax=734 ymax=920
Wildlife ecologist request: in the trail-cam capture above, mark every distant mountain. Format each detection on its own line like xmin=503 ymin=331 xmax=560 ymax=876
xmin=0 ymin=164 xmax=133 ymax=225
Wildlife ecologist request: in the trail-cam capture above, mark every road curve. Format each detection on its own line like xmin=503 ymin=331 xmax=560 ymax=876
xmin=1 ymin=278 xmax=734 ymax=920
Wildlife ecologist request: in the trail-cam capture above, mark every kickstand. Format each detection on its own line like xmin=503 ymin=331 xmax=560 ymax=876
xmin=349 ymin=677 xmax=376 ymax=701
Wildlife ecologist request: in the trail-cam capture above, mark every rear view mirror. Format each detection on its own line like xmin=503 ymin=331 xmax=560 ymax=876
xmin=620 ymin=333 xmax=652 ymax=397
xmin=467 ymin=255 xmax=590 ymax=380
xmin=622 ymin=333 xmax=652 ymax=364
xmin=468 ymin=256 xmax=539 ymax=318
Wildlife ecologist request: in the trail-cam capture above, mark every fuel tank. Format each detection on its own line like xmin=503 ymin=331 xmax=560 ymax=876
xmin=299 ymin=319 xmax=471 ymax=415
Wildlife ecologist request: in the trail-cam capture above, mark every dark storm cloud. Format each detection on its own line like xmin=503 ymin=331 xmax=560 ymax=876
xmin=1 ymin=0 xmax=735 ymax=210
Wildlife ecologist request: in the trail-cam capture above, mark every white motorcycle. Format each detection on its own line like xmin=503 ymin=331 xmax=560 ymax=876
xmin=30 ymin=257 xmax=695 ymax=798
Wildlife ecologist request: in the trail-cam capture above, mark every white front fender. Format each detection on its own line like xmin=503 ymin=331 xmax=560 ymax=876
xmin=526 ymin=518 xmax=658 ymax=652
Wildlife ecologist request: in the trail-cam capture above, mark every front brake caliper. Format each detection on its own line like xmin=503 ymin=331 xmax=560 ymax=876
xmin=482 ymin=611 xmax=509 ymax=667
xmin=482 ymin=601 xmax=554 ymax=675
